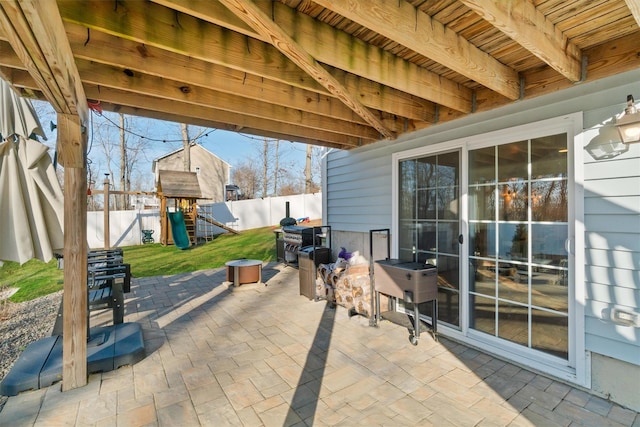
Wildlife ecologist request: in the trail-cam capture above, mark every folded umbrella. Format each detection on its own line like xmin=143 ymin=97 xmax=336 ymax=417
xmin=0 ymin=79 xmax=63 ymax=264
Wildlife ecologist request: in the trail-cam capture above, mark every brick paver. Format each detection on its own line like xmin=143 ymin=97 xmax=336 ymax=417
xmin=0 ymin=263 xmax=638 ymax=426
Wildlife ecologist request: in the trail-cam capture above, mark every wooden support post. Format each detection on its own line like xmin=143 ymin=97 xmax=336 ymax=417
xmin=103 ymin=177 xmax=110 ymax=249
xmin=58 ymin=113 xmax=88 ymax=391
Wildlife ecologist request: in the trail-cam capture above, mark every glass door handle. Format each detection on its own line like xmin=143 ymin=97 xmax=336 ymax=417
xmin=458 ymin=234 xmax=464 ymax=244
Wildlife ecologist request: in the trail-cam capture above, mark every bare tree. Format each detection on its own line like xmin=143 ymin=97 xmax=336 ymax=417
xmin=231 ymin=161 xmax=259 ymax=199
xmin=89 ymin=112 xmax=155 ymax=209
xmin=119 ymin=113 xmax=128 ymax=210
xmin=305 ymin=144 xmax=312 ymax=193
xmin=262 ymin=139 xmax=269 ymax=197
xmin=273 ymin=139 xmax=279 ymax=195
xmin=181 ymin=123 xmax=190 ymax=171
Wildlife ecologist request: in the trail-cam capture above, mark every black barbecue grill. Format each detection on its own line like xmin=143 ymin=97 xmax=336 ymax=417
xmin=282 ymin=225 xmax=323 ymax=265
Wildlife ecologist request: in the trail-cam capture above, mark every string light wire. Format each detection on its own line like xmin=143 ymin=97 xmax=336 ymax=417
xmin=91 ymin=109 xmax=217 ymax=143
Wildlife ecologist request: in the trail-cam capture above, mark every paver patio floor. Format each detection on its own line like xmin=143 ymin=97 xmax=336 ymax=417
xmin=1 ymin=263 xmax=638 ymax=426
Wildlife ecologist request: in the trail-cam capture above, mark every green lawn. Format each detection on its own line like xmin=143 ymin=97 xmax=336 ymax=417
xmin=0 ymin=226 xmax=277 ymax=303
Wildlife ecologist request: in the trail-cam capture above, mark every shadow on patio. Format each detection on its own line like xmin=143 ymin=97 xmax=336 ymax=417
xmin=0 ymin=262 xmax=637 ymax=426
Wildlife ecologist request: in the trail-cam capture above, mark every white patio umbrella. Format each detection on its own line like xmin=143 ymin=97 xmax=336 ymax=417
xmin=0 ymin=79 xmax=64 ymax=264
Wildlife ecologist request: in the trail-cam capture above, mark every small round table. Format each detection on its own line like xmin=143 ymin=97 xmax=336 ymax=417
xmin=225 ymin=259 xmax=262 ymax=287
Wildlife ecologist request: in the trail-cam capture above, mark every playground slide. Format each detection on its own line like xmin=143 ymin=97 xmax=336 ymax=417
xmin=167 ymin=211 xmax=191 ymax=249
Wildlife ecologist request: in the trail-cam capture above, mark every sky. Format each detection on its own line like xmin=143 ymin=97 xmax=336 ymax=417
xmin=32 ymin=100 xmax=314 ymax=189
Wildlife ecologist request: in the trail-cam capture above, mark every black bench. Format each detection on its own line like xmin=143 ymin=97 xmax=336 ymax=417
xmin=1 ymin=250 xmax=144 ymax=396
xmin=88 ymin=263 xmax=131 ymax=325
xmin=52 ymin=251 xmax=132 ymax=334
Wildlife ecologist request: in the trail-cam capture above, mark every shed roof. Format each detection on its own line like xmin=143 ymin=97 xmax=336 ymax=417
xmin=156 ymin=170 xmax=202 ymax=199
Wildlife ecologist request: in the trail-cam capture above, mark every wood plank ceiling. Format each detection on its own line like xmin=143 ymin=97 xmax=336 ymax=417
xmin=1 ymin=0 xmax=639 ymax=151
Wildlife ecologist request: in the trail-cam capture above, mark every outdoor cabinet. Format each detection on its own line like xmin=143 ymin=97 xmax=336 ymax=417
xmin=298 ymin=246 xmax=331 ymax=299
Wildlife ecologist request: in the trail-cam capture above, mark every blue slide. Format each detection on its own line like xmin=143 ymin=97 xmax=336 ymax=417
xmin=167 ymin=211 xmax=191 ymax=249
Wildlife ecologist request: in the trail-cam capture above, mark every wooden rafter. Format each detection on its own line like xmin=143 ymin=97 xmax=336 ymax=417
xmin=75 ymin=59 xmax=381 ymax=140
xmin=625 ymin=0 xmax=640 ymax=26
xmin=95 ymin=101 xmax=351 ymax=149
xmin=154 ymin=0 xmax=472 ymax=113
xmin=459 ymin=0 xmax=582 ymax=82
xmin=1 ymin=0 xmax=637 ymax=149
xmin=216 ymin=0 xmax=395 ymax=139
xmin=0 ymin=40 xmax=417 ymax=145
xmin=82 ymin=85 xmax=367 ymax=148
xmin=313 ymin=0 xmax=520 ymax=100
xmin=58 ymin=0 xmax=431 ymax=123
xmin=0 ymin=0 xmax=89 ymax=392
xmin=57 ymin=0 xmax=323 ymax=92
xmin=59 ymin=24 xmax=434 ymax=122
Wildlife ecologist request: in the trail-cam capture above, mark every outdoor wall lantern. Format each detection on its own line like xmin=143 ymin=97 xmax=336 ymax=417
xmin=615 ymin=94 xmax=640 ymax=143
xmin=585 ymin=125 xmax=629 ymax=160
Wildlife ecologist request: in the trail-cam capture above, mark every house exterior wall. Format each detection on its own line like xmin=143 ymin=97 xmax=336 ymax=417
xmin=155 ymin=145 xmax=230 ymax=202
xmin=324 ymin=69 xmax=640 ymax=410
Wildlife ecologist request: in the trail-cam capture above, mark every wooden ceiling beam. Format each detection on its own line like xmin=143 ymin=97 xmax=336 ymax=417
xmin=59 ymin=25 xmax=366 ymax=126
xmin=74 ymin=58 xmax=383 ymax=140
xmin=94 ymin=101 xmax=350 ymax=150
xmin=3 ymin=64 xmax=370 ymax=144
xmin=625 ymin=0 xmax=640 ymax=27
xmin=313 ymin=0 xmax=520 ymax=100
xmin=63 ymin=24 xmax=434 ymax=123
xmin=57 ymin=0 xmax=323 ymax=92
xmin=0 ymin=65 xmax=35 ymax=89
xmin=217 ymin=0 xmax=394 ymax=139
xmin=459 ymin=0 xmax=581 ymax=82
xmin=0 ymin=39 xmax=26 ymax=69
xmin=83 ymin=84 xmax=369 ymax=147
xmin=154 ymin=0 xmax=472 ymax=113
xmin=6 ymin=62 xmax=426 ymax=138
xmin=2 ymin=26 xmax=437 ymax=123
xmin=0 ymin=1 xmax=87 ymax=120
xmin=57 ymin=1 xmax=433 ymax=122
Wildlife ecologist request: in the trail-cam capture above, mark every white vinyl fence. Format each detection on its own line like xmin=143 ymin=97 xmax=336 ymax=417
xmin=87 ymin=193 xmax=322 ymax=249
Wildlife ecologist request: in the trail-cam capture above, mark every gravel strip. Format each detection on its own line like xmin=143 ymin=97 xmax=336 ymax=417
xmin=0 ymin=291 xmax=62 ymax=412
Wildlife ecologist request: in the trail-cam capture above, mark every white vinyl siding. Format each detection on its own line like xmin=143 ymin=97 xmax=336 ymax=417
xmin=326 ymin=148 xmax=394 ymax=232
xmin=583 ymin=139 xmax=640 ymax=366
xmin=325 ymin=69 xmax=640 ymax=376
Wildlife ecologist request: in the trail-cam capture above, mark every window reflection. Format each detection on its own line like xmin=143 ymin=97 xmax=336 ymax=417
xmin=532 ymin=180 xmax=567 ymax=221
xmin=468 ymin=132 xmax=569 ymax=360
xmin=497 ymin=262 xmax=529 ymax=304
xmin=399 ymin=151 xmax=460 ymax=329
xmin=469 ymin=185 xmax=495 ymax=221
xmin=469 ymin=223 xmax=495 ymax=257
xmin=532 ymin=135 xmax=567 ymax=179
xmin=470 ymin=295 xmax=496 ymax=335
xmin=469 ymin=146 xmax=495 ymax=184
xmin=499 ymin=182 xmax=528 ymax=221
xmin=469 ymin=260 xmax=496 ymax=295
xmin=498 ymin=223 xmax=528 ymax=260
xmin=498 ymin=141 xmax=528 ymax=182
xmin=417 ymin=189 xmax=436 ymax=219
xmin=497 ymin=301 xmax=529 ymax=347
xmin=532 ymin=309 xmax=568 ymax=359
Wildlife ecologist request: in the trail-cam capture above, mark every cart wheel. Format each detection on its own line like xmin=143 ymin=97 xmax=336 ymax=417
xmin=409 ymin=334 xmax=418 ymax=346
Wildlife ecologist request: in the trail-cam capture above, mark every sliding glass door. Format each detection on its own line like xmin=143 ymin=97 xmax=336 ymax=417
xmin=396 ymin=133 xmax=571 ymax=362
xmin=468 ymin=134 xmax=570 ymax=359
xmin=398 ymin=150 xmax=461 ymax=327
